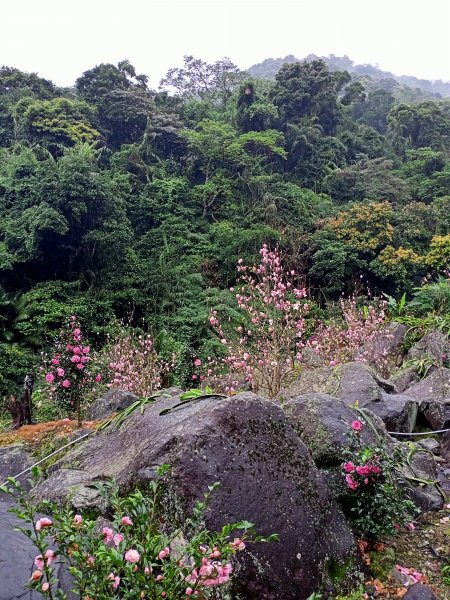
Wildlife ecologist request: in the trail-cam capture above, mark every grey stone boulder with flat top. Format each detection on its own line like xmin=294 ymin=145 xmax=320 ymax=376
xmin=34 ymin=392 xmax=356 ymax=600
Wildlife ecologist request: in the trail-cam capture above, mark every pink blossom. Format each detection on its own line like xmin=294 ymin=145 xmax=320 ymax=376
xmin=343 ymin=462 xmax=355 ymax=473
xmin=95 ymin=374 xmax=102 ymax=382
xmin=71 ymin=354 xmax=81 ymax=363
xmin=351 ymin=420 xmax=363 ymax=432
xmin=76 ymin=363 xmax=85 ymax=370
xmin=194 ymin=358 xmax=202 ymax=367
xmin=356 ymin=465 xmax=371 ymax=477
xmin=113 ymin=534 xmax=124 ymax=546
xmin=45 ymin=373 xmax=54 ymax=383
xmin=34 ymin=555 xmax=44 ymax=570
xmin=70 ymin=315 xmax=76 ymax=321
xmin=42 ymin=582 xmax=50 ymax=592
xmin=30 ymin=570 xmax=42 ymax=581
xmin=62 ymin=379 xmax=71 ymax=388
xmin=124 ymin=549 xmax=140 ymax=563
xmin=186 ymin=588 xmax=194 ymax=596
xmin=345 ymin=474 xmax=359 ymax=490
xmin=86 ymin=555 xmax=95 ymax=566
xmin=144 ymin=566 xmax=151 ymax=575
xmin=107 ymin=573 xmax=120 ymax=589
xmin=73 ymin=514 xmax=82 ymax=525
xmin=73 ymin=346 xmax=82 ymax=355
xmin=232 ymin=538 xmax=246 ymax=550
xmin=51 ymin=358 xmax=60 ymax=365
xmin=73 ymin=329 xmax=81 ymax=336
xmin=82 ymin=346 xmax=90 ymax=354
xmin=36 ymin=517 xmax=52 ymax=531
xmin=405 ymin=522 xmax=415 ymax=531
xmin=121 ymin=516 xmax=133 ymax=526
xmin=103 ymin=527 xmax=114 ymax=543
xmin=56 ymin=368 xmax=65 ymax=377
xmin=158 ymin=547 xmax=170 ymax=560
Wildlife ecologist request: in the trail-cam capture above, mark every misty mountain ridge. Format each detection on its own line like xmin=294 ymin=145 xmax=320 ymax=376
xmin=248 ymin=54 xmax=450 ymax=98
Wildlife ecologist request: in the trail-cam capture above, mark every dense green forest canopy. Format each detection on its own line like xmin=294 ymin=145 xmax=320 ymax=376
xmin=0 ymin=56 xmax=449 ymax=393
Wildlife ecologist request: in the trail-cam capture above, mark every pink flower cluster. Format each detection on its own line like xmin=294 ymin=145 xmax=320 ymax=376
xmin=344 ymin=460 xmax=382 ymax=490
xmin=396 ymin=564 xmax=423 ymax=584
xmin=104 ymin=329 xmax=175 ymax=397
xmin=185 ymin=557 xmax=233 ymax=588
xmin=208 ymin=245 xmax=310 ymax=398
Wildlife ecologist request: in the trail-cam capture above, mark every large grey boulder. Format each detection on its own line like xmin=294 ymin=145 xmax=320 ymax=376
xmin=423 ymin=398 xmax=450 ymax=430
xmin=366 ymin=391 xmax=418 ymax=433
xmin=35 ymin=393 xmax=356 ymax=600
xmin=0 ymin=445 xmax=33 ymax=498
xmin=354 ymin=322 xmax=407 ymax=377
xmin=278 ymin=362 xmax=383 ymax=408
xmin=283 ymin=393 xmax=387 ymax=466
xmin=405 ymin=368 xmax=450 ymax=406
xmin=86 ymin=388 xmax=140 ymax=420
xmin=407 ymin=331 xmax=449 ymax=365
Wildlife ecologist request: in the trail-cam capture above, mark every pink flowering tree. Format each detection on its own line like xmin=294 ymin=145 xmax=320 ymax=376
xmin=311 ymin=294 xmax=389 ymax=368
xmin=43 ymin=316 xmax=102 ymax=426
xmin=209 ymin=245 xmax=310 ymax=398
xmin=102 ymin=327 xmax=176 ymax=398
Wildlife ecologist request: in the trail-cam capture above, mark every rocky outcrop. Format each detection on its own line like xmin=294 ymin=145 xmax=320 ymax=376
xmin=402 ymin=583 xmax=440 ymax=600
xmin=86 ymin=388 xmax=140 ymax=420
xmin=403 ymin=368 xmax=450 ymax=406
xmin=366 ymin=391 xmax=418 ymax=433
xmin=35 ymin=392 xmax=356 ymax=600
xmin=406 ymin=331 xmax=449 ymax=365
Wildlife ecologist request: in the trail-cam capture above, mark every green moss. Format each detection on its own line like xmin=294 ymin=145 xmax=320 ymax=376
xmin=367 ymin=547 xmax=396 ymax=579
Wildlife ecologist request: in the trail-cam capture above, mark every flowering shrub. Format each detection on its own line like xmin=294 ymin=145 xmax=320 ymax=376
xmin=2 ymin=469 xmax=276 ymax=599
xmin=209 ymin=245 xmax=310 ymax=398
xmin=312 ymin=294 xmax=389 ymax=368
xmin=341 ymin=418 xmax=417 ymax=540
xmin=102 ymin=327 xmax=176 ymax=398
xmin=42 ymin=316 xmax=102 ymax=425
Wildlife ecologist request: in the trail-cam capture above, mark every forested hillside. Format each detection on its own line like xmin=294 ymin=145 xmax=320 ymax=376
xmin=1 ymin=56 xmax=449 ymax=393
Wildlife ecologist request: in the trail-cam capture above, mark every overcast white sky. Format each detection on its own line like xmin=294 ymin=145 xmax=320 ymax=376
xmin=2 ymin=0 xmax=450 ymax=87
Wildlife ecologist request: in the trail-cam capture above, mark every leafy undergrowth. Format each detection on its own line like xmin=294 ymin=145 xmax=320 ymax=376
xmin=357 ymin=507 xmax=450 ymax=599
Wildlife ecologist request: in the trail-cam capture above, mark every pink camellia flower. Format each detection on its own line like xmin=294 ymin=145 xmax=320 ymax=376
xmin=194 ymin=358 xmax=202 ymax=367
xmin=36 ymin=517 xmax=52 ymax=531
xmin=121 ymin=516 xmax=133 ymax=526
xmin=124 ymin=549 xmax=140 ymax=563
xmin=56 ymin=368 xmax=65 ymax=377
xmin=73 ymin=346 xmax=82 ymax=355
xmin=95 ymin=374 xmax=102 ymax=382
xmin=232 ymin=538 xmax=245 ymax=551
xmin=356 ymin=465 xmax=371 ymax=477
xmin=186 ymin=588 xmax=194 ymax=596
xmin=34 ymin=555 xmax=44 ymax=570
xmin=108 ymin=573 xmax=120 ymax=589
xmin=158 ymin=547 xmax=170 ymax=560
xmin=51 ymin=358 xmax=60 ymax=365
xmin=66 ymin=344 xmax=73 ymax=351
xmin=45 ymin=373 xmax=54 ymax=383
xmin=113 ymin=534 xmax=124 ymax=546
xmin=71 ymin=354 xmax=81 ymax=363
xmin=62 ymin=379 xmax=71 ymax=388
xmin=345 ymin=474 xmax=359 ymax=490
xmin=73 ymin=514 xmax=83 ymax=525
xmin=144 ymin=566 xmax=151 ymax=575
xmin=351 ymin=420 xmax=363 ymax=432
xmin=103 ymin=527 xmax=114 ymax=543
xmin=70 ymin=315 xmax=76 ymax=321
xmin=82 ymin=346 xmax=90 ymax=354
xmin=80 ymin=355 xmax=89 ymax=363
xmin=30 ymin=570 xmax=42 ymax=581
xmin=73 ymin=329 xmax=81 ymax=336
xmin=343 ymin=462 xmax=355 ymax=473
xmin=86 ymin=555 xmax=95 ymax=566
xmin=76 ymin=363 xmax=85 ymax=370
xmin=42 ymin=583 xmax=50 ymax=592
xmin=44 ymin=550 xmax=56 ymax=565
xmin=191 ymin=374 xmax=198 ymax=380
xmin=406 ymin=522 xmax=416 ymax=531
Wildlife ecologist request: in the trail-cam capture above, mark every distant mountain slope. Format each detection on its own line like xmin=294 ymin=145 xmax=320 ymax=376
xmin=248 ymin=54 xmax=450 ymax=98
